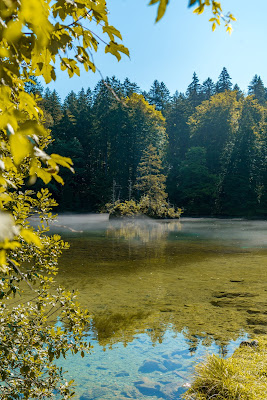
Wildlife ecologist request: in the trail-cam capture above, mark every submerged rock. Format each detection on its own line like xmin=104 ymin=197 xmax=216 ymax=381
xmin=247 ymin=316 xmax=267 ymax=326
xmin=162 ymin=359 xmax=183 ymax=371
xmin=213 ymin=291 xmax=256 ymax=299
xmin=80 ymin=387 xmax=109 ymax=400
xmin=247 ymin=309 xmax=261 ymax=314
xmin=138 ymin=359 xmax=167 ymax=373
xmin=115 ymin=371 xmax=130 ymax=377
xmin=120 ymin=387 xmax=139 ymax=399
xmin=134 ymin=377 xmax=163 ymax=397
xmin=161 ymin=382 xmax=187 ymax=399
xmin=239 ymin=340 xmax=259 ymax=348
xmin=171 ymin=348 xmax=190 ymax=357
xmin=254 ymin=328 xmax=267 ymax=334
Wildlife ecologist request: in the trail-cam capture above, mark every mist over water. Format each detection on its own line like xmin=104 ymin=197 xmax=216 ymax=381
xmin=48 ymin=214 xmax=267 ymax=249
xmin=48 ymin=215 xmax=267 ymax=399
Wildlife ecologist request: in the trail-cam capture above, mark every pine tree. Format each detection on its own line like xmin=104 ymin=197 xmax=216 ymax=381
xmin=42 ymin=89 xmax=62 ymax=126
xmin=177 ymin=147 xmax=217 ymax=214
xmin=218 ymin=97 xmax=265 ymax=215
xmin=64 ymin=91 xmax=79 ymax=121
xmin=123 ymin=78 xmax=140 ymax=97
xmin=135 ymin=144 xmax=167 ymax=202
xmin=248 ymin=75 xmax=266 ymax=104
xmin=188 ymin=91 xmax=240 ymax=173
xmin=132 ymin=144 xmax=181 ymax=218
xmin=215 ymin=67 xmax=232 ymax=93
xmin=75 ymin=88 xmax=93 ymax=148
xmin=24 ymin=76 xmax=43 ymax=96
xmin=148 ymin=80 xmax=170 ymax=113
xmin=233 ymin=83 xmax=243 ymax=100
xmin=165 ymin=91 xmax=191 ymax=203
xmin=201 ymin=77 xmax=215 ymax=100
xmin=186 ymin=72 xmax=202 ymax=107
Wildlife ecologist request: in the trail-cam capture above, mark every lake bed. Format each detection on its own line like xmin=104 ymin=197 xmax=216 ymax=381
xmin=51 ymin=216 xmax=267 ymax=399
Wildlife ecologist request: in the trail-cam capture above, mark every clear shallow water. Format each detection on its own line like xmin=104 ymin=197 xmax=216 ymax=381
xmin=46 ymin=216 xmax=267 ymax=399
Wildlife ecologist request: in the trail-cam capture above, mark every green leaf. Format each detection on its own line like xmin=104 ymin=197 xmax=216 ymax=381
xmin=102 ymin=25 xmax=122 ymax=41
xmin=10 ymin=134 xmax=33 ymax=165
xmin=154 ymin=0 xmax=169 ymax=22
xmin=20 ymin=228 xmax=43 ymax=248
xmin=36 ymin=168 xmax=52 ymax=184
xmin=52 ymin=174 xmax=64 ymax=185
xmin=4 ymin=20 xmax=22 ymax=43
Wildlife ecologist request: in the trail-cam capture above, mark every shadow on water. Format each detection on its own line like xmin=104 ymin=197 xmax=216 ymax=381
xmin=48 ymin=216 xmax=267 ymax=399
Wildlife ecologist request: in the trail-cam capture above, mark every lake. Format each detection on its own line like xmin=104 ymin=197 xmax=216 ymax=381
xmin=49 ymin=216 xmax=267 ymax=400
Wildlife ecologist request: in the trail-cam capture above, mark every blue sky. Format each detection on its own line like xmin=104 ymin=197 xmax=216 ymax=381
xmin=47 ymin=0 xmax=267 ymax=99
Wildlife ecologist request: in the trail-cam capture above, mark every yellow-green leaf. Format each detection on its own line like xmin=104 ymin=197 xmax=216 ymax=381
xmin=52 ymin=174 xmax=64 ymax=185
xmin=20 ymin=228 xmax=43 ymax=249
xmin=4 ymin=20 xmax=22 ymax=43
xmin=156 ymin=0 xmax=169 ymax=22
xmin=36 ymin=168 xmax=52 ymax=184
xmin=10 ymin=134 xmax=33 ymax=165
xmin=0 ymin=250 xmax=8 ymax=273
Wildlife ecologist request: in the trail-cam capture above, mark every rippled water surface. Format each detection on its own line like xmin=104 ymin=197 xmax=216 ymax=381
xmin=49 ymin=216 xmax=267 ymax=399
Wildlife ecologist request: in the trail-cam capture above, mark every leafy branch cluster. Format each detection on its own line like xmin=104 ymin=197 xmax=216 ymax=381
xmin=149 ymin=0 xmax=236 ymax=33
xmin=0 ymin=0 xmax=128 ymax=398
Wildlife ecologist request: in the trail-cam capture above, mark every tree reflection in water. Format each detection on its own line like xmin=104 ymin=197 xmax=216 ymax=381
xmin=55 ymin=218 xmax=267 ymax=354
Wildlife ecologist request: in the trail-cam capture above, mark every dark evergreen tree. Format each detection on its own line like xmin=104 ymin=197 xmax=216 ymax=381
xmin=233 ymin=84 xmax=243 ymax=100
xmin=176 ymin=147 xmax=217 ymax=215
xmin=24 ymin=76 xmax=43 ymax=96
xmin=63 ymin=91 xmax=79 ymax=122
xmin=186 ymin=72 xmax=202 ymax=107
xmin=165 ymin=91 xmax=191 ymax=204
xmin=75 ymin=88 xmax=93 ymax=148
xmin=217 ymin=97 xmax=265 ymax=215
xmin=122 ymin=78 xmax=140 ymax=97
xmin=90 ymin=78 xmax=123 ymax=206
xmin=215 ymin=67 xmax=232 ymax=93
xmin=147 ymin=80 xmax=170 ymax=114
xmin=42 ymin=89 xmax=62 ymax=126
xmin=201 ymin=77 xmax=215 ymax=100
xmin=188 ymin=91 xmax=239 ymax=173
xmin=248 ymin=75 xmax=266 ymax=104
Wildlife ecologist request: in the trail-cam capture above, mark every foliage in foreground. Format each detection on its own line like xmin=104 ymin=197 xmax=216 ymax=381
xmin=184 ymin=337 xmax=267 ymax=400
xmin=0 ymin=0 xmax=128 ymax=397
xmin=106 ymin=145 xmax=182 ymax=219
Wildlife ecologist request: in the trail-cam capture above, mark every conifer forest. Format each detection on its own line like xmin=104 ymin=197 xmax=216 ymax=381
xmin=32 ymin=68 xmax=267 ymax=217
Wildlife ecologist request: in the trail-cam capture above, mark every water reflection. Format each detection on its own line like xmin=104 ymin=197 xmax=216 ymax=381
xmin=106 ymin=219 xmax=182 ymax=244
xmin=52 ymin=216 xmax=267 ymax=399
xmin=55 ymin=216 xmax=267 ymax=351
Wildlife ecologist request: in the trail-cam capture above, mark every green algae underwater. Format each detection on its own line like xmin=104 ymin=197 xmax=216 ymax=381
xmin=50 ymin=217 xmax=267 ymax=399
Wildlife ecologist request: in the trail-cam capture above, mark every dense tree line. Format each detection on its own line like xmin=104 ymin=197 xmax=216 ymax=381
xmin=33 ymin=68 xmax=267 ymax=217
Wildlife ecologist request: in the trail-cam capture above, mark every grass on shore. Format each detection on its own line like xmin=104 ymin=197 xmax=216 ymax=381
xmin=183 ymin=337 xmax=267 ymax=400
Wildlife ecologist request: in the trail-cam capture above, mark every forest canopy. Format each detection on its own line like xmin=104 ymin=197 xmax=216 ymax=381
xmin=37 ymin=70 xmax=267 ymax=217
